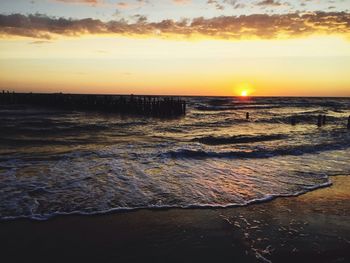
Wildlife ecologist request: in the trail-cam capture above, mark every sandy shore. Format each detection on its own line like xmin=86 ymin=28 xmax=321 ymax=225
xmin=1 ymin=175 xmax=349 ymax=263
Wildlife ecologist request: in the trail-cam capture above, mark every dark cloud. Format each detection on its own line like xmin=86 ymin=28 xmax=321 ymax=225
xmin=207 ymin=0 xmax=225 ymax=10
xmin=256 ymin=0 xmax=282 ymax=7
xmin=0 ymin=12 xmax=349 ymax=40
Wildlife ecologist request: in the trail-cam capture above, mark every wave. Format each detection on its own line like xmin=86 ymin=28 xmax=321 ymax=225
xmin=0 ymin=180 xmax=332 ymax=221
xmin=192 ymin=134 xmax=286 ymax=145
xmin=0 ymin=123 xmax=109 ymax=135
xmin=194 ymin=97 xmax=350 ymax=112
xmin=163 ymin=142 xmax=350 ymax=159
xmin=0 ymin=137 xmax=95 ymax=146
xmin=195 ymin=105 xmax=282 ymax=111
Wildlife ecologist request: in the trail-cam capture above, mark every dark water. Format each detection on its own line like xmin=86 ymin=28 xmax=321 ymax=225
xmin=0 ymin=97 xmax=349 ymax=220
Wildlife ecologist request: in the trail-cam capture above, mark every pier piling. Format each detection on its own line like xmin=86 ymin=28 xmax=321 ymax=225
xmin=347 ymin=116 xmax=350 ymax=129
xmin=0 ymin=92 xmax=186 ymax=118
xmin=246 ymin=112 xmax=250 ymax=120
xmin=317 ymin=114 xmax=322 ymax=127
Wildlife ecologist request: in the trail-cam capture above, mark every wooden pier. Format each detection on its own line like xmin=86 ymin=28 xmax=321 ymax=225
xmin=0 ymin=91 xmax=186 ymax=117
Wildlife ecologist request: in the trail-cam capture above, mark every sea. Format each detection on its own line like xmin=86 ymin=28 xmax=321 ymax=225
xmin=0 ymin=96 xmax=349 ymax=220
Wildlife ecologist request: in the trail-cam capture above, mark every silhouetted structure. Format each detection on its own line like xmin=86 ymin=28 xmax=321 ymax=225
xmin=322 ymin=115 xmax=326 ymax=125
xmin=0 ymin=92 xmax=186 ymax=117
xmin=317 ymin=114 xmax=322 ymax=127
xmin=347 ymin=116 xmax=350 ymax=129
xmin=246 ymin=112 xmax=249 ymax=120
xmin=291 ymin=116 xmax=297 ymax=126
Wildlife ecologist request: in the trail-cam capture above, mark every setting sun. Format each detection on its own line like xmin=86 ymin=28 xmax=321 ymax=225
xmin=241 ymin=90 xmax=248 ymax=97
xmin=236 ymin=83 xmax=253 ymax=97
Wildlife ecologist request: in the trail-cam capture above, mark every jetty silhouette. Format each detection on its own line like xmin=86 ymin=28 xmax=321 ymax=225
xmin=0 ymin=91 xmax=186 ymax=117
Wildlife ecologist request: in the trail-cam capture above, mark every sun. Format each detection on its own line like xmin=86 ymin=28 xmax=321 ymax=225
xmin=241 ymin=90 xmax=248 ymax=97
xmin=236 ymin=82 xmax=253 ymax=97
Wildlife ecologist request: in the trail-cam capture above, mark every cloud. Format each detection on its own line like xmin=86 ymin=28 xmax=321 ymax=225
xmin=115 ymin=0 xmax=149 ymax=9
xmin=116 ymin=2 xmax=130 ymax=8
xmin=223 ymin=0 xmax=246 ymax=9
xmin=207 ymin=0 xmax=225 ymax=10
xmin=256 ymin=0 xmax=282 ymax=7
xmin=29 ymin=40 xmax=52 ymax=44
xmin=172 ymin=0 xmax=191 ymax=4
xmin=0 ymin=12 xmax=349 ymax=40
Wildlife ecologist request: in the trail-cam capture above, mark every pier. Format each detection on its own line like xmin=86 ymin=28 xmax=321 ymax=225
xmin=0 ymin=92 xmax=186 ymax=117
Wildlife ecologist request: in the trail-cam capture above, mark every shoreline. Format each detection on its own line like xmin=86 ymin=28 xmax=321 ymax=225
xmin=0 ymin=177 xmax=334 ymax=222
xmin=1 ymin=175 xmax=349 ymax=262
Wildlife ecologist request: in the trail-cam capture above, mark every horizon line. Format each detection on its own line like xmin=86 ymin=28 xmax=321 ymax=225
xmin=2 ymin=91 xmax=350 ymax=99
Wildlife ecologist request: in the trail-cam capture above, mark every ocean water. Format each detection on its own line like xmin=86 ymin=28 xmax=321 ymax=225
xmin=0 ymin=97 xmax=349 ymax=220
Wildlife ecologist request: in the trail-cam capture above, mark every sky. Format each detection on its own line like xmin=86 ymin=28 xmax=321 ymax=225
xmin=0 ymin=0 xmax=349 ymax=96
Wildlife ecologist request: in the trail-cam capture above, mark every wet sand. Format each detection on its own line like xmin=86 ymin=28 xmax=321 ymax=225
xmin=1 ymin=175 xmax=349 ymax=263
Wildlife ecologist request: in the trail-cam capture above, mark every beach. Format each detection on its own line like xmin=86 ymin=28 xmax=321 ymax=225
xmin=1 ymin=1 xmax=350 ymax=261
xmin=1 ymin=175 xmax=349 ymax=263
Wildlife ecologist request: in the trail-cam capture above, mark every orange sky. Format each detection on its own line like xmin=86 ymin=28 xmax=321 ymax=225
xmin=1 ymin=35 xmax=349 ymax=96
xmin=0 ymin=1 xmax=349 ymax=96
